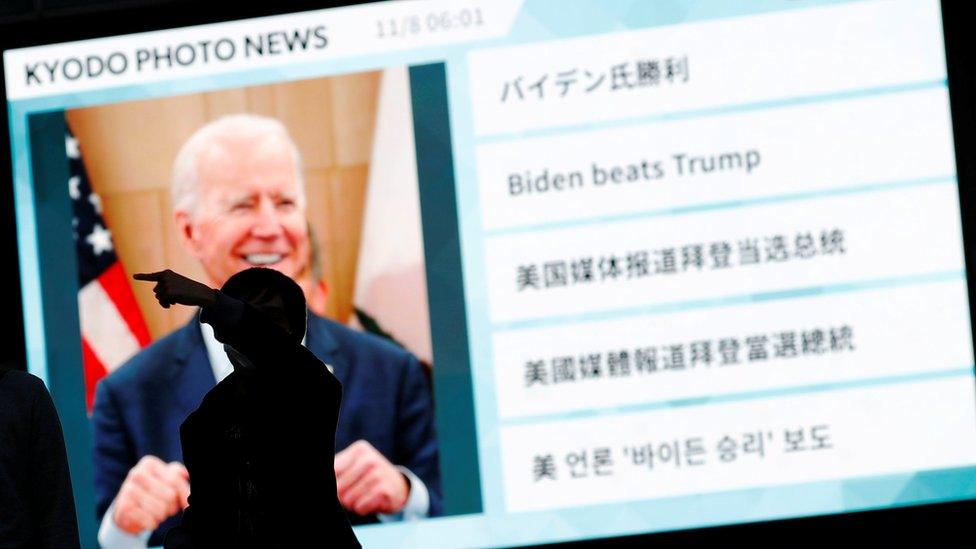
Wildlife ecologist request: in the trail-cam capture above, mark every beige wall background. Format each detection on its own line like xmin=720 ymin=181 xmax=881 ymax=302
xmin=66 ymin=72 xmax=382 ymax=341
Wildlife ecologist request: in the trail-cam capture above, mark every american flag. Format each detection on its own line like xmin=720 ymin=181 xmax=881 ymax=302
xmin=67 ymin=126 xmax=151 ymax=411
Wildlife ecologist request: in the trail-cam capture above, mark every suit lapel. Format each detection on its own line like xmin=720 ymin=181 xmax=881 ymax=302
xmin=305 ymin=312 xmax=357 ymax=453
xmin=168 ymin=314 xmax=218 ymax=419
xmin=305 ymin=311 xmax=348 ymax=383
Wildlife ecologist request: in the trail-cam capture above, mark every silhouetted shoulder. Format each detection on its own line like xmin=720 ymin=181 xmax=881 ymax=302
xmin=0 ymin=369 xmax=49 ymax=404
xmin=0 ymin=368 xmax=81 ymax=548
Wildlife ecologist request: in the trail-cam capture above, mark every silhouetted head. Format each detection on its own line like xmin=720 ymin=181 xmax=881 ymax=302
xmin=221 ymin=267 xmax=307 ymax=344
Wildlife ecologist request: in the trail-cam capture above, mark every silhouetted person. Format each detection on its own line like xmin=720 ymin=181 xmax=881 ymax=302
xmin=133 ymin=268 xmax=360 ymax=548
xmin=0 ymin=362 xmax=81 ymax=548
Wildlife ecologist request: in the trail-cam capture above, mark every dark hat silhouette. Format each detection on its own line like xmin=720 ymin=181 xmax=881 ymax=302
xmin=221 ymin=268 xmax=306 ymax=344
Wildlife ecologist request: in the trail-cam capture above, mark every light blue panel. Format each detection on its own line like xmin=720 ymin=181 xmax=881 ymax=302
xmin=484 ymin=173 xmax=956 ymax=238
xmin=8 ymin=103 xmax=48 ymax=385
xmin=500 ymin=366 xmax=976 ymax=427
xmin=351 ymin=464 xmax=976 ymax=548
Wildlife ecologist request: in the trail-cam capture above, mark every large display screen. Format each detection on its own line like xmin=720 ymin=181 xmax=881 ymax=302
xmin=5 ymin=0 xmax=975 ymax=547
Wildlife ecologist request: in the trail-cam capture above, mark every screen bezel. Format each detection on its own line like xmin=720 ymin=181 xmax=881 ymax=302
xmin=2 ymin=1 xmax=974 ymax=546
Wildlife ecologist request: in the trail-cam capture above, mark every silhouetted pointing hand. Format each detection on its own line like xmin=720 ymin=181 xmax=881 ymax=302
xmin=133 ymin=270 xmax=218 ymax=309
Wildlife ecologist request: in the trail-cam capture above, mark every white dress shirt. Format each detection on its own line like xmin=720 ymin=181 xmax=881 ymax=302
xmin=97 ymin=320 xmax=429 ymax=548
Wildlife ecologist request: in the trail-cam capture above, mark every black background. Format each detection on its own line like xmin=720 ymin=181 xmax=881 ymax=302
xmin=1 ymin=1 xmax=974 ymax=547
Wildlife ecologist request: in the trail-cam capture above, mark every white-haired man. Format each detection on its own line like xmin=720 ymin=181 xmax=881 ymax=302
xmin=92 ymin=114 xmax=441 ymax=548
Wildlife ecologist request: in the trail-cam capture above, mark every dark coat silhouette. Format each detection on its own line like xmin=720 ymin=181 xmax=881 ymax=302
xmin=0 ymin=366 xmax=81 ymax=548
xmin=158 ymin=269 xmax=360 ymax=548
xmin=93 ymin=290 xmax=441 ymax=544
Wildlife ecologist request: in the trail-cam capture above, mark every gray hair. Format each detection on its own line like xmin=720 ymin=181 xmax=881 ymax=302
xmin=171 ymin=114 xmax=306 ymax=218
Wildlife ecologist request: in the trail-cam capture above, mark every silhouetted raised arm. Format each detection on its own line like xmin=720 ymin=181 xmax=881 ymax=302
xmin=133 ymin=270 xmax=309 ymax=370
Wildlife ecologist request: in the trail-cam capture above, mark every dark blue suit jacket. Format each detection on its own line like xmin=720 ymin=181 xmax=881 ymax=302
xmin=92 ymin=311 xmax=441 ymax=546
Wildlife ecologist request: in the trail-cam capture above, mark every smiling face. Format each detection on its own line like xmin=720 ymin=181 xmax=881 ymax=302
xmin=174 ymin=130 xmax=312 ymax=294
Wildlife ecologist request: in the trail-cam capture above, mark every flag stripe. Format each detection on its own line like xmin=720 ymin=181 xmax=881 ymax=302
xmin=79 ymin=280 xmax=142 ymax=372
xmin=98 ymin=262 xmax=152 ymax=347
xmin=81 ymin=336 xmax=107 ymax=412
xmin=68 ymin=126 xmax=151 ymax=412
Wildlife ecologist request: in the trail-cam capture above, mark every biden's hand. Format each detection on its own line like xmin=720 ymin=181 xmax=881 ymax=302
xmin=133 ymin=269 xmax=217 ymax=309
xmin=335 ymin=440 xmax=409 ymax=516
xmin=112 ymin=456 xmax=190 ymax=534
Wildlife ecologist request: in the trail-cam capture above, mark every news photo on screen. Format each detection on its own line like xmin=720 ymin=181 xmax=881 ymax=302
xmin=3 ymin=0 xmax=975 ymax=547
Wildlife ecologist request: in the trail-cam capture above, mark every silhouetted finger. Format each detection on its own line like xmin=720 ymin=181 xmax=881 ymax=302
xmin=133 ymin=272 xmax=165 ymax=282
